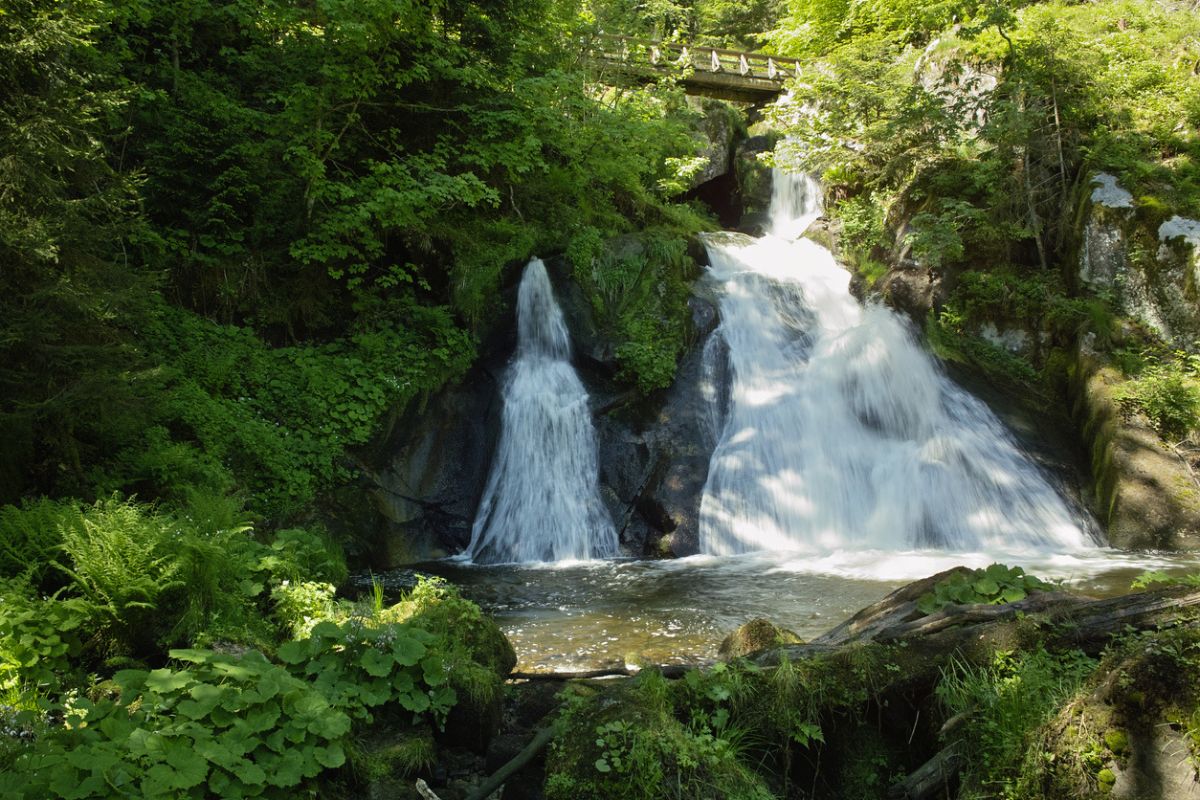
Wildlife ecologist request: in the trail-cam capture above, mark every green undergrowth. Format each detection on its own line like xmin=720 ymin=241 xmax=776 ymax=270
xmin=1014 ymin=625 xmax=1200 ymax=798
xmin=1110 ymin=344 xmax=1200 ymax=440
xmin=0 ymin=496 xmax=508 ymax=799
xmin=927 ymin=268 xmax=1119 ymax=398
xmin=568 ymin=226 xmax=703 ymax=394
xmin=545 ymin=648 xmax=900 ymax=799
xmin=938 ymin=647 xmax=1099 ymax=800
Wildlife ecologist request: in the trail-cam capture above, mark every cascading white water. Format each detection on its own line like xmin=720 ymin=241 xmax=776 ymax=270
xmin=467 ymin=258 xmax=618 ymax=564
xmin=699 ymin=170 xmax=1094 ymax=556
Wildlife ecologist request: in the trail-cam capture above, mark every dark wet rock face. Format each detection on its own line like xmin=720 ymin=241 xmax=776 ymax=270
xmin=595 ymin=294 xmax=724 ymax=558
xmin=368 ymin=366 xmax=502 ymax=565
xmin=734 ymin=134 xmax=776 ymax=220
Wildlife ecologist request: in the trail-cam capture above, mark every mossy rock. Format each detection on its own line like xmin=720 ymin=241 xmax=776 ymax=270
xmin=1020 ymin=628 xmax=1200 ymax=799
xmin=381 ymin=579 xmax=516 ymax=676
xmin=718 ymin=618 xmax=803 ymax=660
xmin=381 ymin=578 xmax=516 ymax=752
xmin=1069 ymin=345 xmax=1200 ymax=550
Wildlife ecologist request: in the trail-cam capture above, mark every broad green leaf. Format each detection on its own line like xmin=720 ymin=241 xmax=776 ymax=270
xmin=170 ymin=648 xmax=215 ymax=664
xmin=1001 ymin=586 xmax=1027 ymax=603
xmin=276 ymin=640 xmax=310 ymax=665
xmin=421 ymin=655 xmax=447 ymax=687
xmin=360 ymin=647 xmax=393 ymax=677
xmin=145 ymin=668 xmax=191 ymax=694
xmin=244 ymin=704 xmax=282 ymax=733
xmin=314 ymin=743 xmax=346 ymax=768
xmin=973 ymin=578 xmax=1000 ymax=596
xmin=398 ymin=690 xmax=431 ymax=713
xmin=232 ymin=759 xmax=267 ymax=786
xmin=165 ymin=743 xmax=209 ymax=788
xmin=392 ymin=636 xmax=426 ymax=666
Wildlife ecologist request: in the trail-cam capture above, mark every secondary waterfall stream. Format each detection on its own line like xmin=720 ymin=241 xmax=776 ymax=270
xmin=466 ymin=258 xmax=617 ymax=564
xmin=698 ymin=171 xmax=1095 ymax=556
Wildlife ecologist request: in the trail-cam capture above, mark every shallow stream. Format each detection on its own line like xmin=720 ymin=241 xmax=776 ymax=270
xmin=376 ymin=550 xmax=1200 ymax=672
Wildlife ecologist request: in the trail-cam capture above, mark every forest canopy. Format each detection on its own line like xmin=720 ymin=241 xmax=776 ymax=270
xmin=0 ymin=0 xmax=714 ymax=519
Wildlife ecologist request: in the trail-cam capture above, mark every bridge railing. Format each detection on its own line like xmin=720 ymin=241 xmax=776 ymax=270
xmin=590 ymin=34 xmax=802 ymax=83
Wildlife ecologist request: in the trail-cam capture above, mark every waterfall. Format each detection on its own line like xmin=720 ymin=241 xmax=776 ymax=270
xmin=698 ymin=170 xmax=1093 ymax=556
xmin=467 ymin=258 xmax=618 ymax=564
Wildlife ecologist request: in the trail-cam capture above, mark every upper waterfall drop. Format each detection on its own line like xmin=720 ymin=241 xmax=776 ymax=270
xmin=698 ymin=169 xmax=1094 ymax=556
xmin=467 ymin=258 xmax=618 ymax=564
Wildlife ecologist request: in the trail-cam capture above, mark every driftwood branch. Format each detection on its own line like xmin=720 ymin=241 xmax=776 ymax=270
xmin=414 ymin=778 xmax=442 ymax=800
xmin=887 ymin=740 xmax=963 ymax=800
xmin=464 ymin=725 xmax=557 ymax=800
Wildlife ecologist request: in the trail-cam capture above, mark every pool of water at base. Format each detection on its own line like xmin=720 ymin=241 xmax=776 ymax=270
xmin=369 ymin=549 xmax=1200 ymax=672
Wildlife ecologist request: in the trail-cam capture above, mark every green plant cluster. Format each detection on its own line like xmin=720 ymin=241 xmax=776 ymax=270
xmin=1 ymin=559 xmax=508 ymax=798
xmin=0 ymin=497 xmax=347 ymax=678
xmin=918 ymin=564 xmax=1051 ymax=615
xmin=1111 ymin=345 xmax=1200 ymax=439
xmin=545 ymin=648 xmax=897 ymax=799
xmin=276 ymin=619 xmax=456 ymax=726
xmin=924 ymin=266 xmax=1118 ymax=393
xmin=569 ymin=230 xmax=700 ymax=394
xmin=2 ymin=650 xmax=351 ymax=800
xmin=546 ymin=667 xmax=776 ymax=800
xmin=937 ymin=647 xmax=1098 ymax=799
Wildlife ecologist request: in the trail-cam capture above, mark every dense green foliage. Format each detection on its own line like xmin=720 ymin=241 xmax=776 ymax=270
xmin=0 ymin=0 xmax=711 ymax=519
xmin=1 ymin=537 xmax=505 ymax=798
xmin=766 ymin=0 xmax=1200 ymax=403
xmin=584 ymin=0 xmax=783 ymax=48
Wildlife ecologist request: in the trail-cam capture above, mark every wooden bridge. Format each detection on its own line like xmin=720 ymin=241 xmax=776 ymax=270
xmin=587 ymin=35 xmax=800 ymax=103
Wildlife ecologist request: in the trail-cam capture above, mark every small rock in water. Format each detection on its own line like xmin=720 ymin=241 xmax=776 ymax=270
xmin=718 ymin=618 xmax=803 ymax=660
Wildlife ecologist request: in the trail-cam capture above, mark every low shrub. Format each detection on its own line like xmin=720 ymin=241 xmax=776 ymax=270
xmin=0 ymin=649 xmax=351 ymax=799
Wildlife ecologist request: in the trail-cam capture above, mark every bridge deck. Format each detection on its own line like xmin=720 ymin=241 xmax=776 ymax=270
xmin=588 ymin=35 xmax=799 ymax=102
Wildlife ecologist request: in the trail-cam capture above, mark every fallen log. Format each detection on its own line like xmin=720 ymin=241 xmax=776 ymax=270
xmin=757 ymin=583 xmax=1200 ymax=669
xmin=508 ymin=664 xmax=694 ymax=681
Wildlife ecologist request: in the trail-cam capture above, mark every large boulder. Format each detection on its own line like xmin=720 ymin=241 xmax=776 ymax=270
xmin=684 ymin=97 xmax=742 ymax=190
xmin=718 ymin=618 xmax=803 ymax=660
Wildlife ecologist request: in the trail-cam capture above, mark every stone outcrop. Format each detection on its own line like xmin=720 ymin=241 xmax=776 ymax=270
xmin=684 ymin=97 xmax=742 ymax=190
xmin=1069 ymin=340 xmax=1200 ymax=550
xmin=1078 ymin=172 xmax=1200 ymax=348
xmin=732 ymin=133 xmax=776 ymax=234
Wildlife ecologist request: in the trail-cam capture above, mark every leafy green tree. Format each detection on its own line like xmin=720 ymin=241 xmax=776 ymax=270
xmin=0 ymin=0 xmax=146 ymax=502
